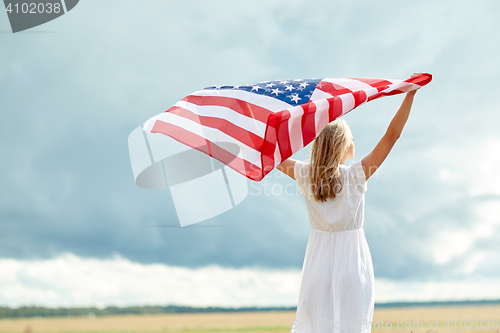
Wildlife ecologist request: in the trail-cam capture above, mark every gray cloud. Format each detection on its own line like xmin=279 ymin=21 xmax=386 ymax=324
xmin=1 ymin=0 xmax=500 ymax=282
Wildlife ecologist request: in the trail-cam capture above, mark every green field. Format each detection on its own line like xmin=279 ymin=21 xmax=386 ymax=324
xmin=1 ymin=305 xmax=499 ymax=333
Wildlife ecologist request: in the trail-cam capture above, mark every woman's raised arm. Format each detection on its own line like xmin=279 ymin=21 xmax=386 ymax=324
xmin=360 ymin=85 xmax=418 ymax=181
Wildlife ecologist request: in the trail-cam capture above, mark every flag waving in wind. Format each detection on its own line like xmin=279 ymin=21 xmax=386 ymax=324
xmin=142 ymin=73 xmax=432 ymax=182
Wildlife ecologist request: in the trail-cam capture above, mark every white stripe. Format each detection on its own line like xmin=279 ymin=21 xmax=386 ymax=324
xmin=310 ymin=89 xmax=333 ymax=101
xmin=190 ymin=89 xmax=292 ymax=112
xmin=339 ymin=94 xmax=355 ymax=115
xmin=364 ymin=87 xmax=379 ymax=99
xmin=274 ymin=142 xmax=281 ymax=168
xmin=154 ymin=112 xmax=262 ymax=168
xmin=174 ymin=101 xmax=267 ymax=138
xmin=322 ymin=78 xmax=374 ymax=92
xmin=382 ymin=82 xmax=419 ymax=93
xmin=142 ymin=115 xmax=159 ymax=132
xmin=314 ymin=99 xmax=330 ymax=138
xmin=287 ymin=105 xmax=304 ymax=155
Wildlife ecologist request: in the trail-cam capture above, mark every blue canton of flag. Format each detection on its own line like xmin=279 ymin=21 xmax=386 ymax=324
xmin=204 ymin=78 xmax=323 ymax=106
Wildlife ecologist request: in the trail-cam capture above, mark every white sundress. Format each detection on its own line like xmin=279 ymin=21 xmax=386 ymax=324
xmin=291 ymin=160 xmax=375 ymax=333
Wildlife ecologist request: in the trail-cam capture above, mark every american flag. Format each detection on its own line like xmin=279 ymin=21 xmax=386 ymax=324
xmin=142 ymin=73 xmax=432 ymax=181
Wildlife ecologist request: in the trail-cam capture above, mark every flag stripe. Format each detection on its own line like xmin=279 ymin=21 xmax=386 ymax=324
xmin=301 ymin=102 xmax=317 ymax=147
xmin=166 ymin=105 xmax=265 ymax=152
xmin=328 ymin=97 xmax=344 ymax=122
xmin=310 ymin=88 xmax=333 ymax=101
xmin=323 ymin=78 xmax=374 ymax=92
xmin=153 ymin=112 xmax=263 ymax=168
xmin=150 ymin=120 xmax=263 ymax=181
xmin=339 ymin=94 xmax=355 ymax=115
xmin=288 ymin=105 xmax=305 ymax=155
xmin=314 ymin=99 xmax=330 ymax=139
xmin=316 ymin=81 xmax=352 ymax=96
xmin=190 ymin=89 xmax=292 ymax=112
xmin=142 ymin=73 xmax=433 ymax=181
xmin=182 ymin=95 xmax=274 ymax=124
xmin=261 ymin=113 xmax=278 ymax=174
xmin=273 ymin=142 xmax=281 ymax=168
xmin=276 ymin=110 xmax=293 ymax=162
xmin=174 ymin=101 xmax=267 ymax=137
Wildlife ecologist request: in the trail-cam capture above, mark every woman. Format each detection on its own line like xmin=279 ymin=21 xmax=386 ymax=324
xmin=277 ymin=84 xmax=419 ymax=333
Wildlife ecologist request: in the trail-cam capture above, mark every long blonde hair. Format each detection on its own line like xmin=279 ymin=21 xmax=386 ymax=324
xmin=308 ymin=119 xmax=353 ymax=202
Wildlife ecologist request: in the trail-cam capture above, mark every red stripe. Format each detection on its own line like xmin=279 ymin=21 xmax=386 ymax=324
xmin=301 ymin=102 xmax=316 ymax=147
xmin=272 ymin=96 xmax=347 ymax=163
xmin=348 ymin=78 xmax=394 ymax=89
xmin=328 ymin=96 xmax=343 ymax=122
xmin=182 ymin=95 xmax=274 ymax=123
xmin=375 ymin=85 xmax=390 ymax=92
xmin=316 ymin=81 xmax=352 ymax=96
xmin=150 ymin=120 xmax=264 ymax=181
xmin=352 ymin=90 xmax=368 ymax=108
xmin=367 ymin=74 xmax=432 ymax=102
xmin=272 ymin=110 xmax=292 ymax=162
xmin=166 ymin=106 xmax=265 ymax=152
xmin=405 ymin=73 xmax=432 ymax=87
xmin=271 ymin=97 xmax=347 ymax=164
xmin=261 ymin=113 xmax=278 ymax=175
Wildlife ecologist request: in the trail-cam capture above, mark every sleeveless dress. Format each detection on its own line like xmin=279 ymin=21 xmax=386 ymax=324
xmin=291 ymin=160 xmax=375 ymax=333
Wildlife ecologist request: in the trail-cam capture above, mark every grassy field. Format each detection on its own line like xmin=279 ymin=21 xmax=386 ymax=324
xmin=0 ymin=305 xmax=499 ymax=333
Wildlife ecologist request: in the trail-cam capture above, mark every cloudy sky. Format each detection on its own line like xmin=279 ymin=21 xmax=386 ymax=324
xmin=1 ymin=0 xmax=500 ymax=308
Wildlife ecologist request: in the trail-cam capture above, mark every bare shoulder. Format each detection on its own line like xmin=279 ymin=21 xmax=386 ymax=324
xmin=276 ymin=158 xmax=298 ymax=180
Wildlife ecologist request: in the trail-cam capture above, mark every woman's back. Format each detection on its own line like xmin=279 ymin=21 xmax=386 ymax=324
xmin=292 ymin=159 xmax=374 ymax=333
xmin=294 ymin=160 xmax=368 ymax=233
xmin=289 ymin=86 xmax=421 ymax=332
